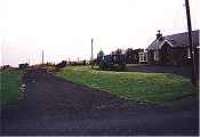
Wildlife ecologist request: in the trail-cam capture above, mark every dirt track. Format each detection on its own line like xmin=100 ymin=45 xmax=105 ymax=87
xmin=1 ymin=69 xmax=199 ymax=135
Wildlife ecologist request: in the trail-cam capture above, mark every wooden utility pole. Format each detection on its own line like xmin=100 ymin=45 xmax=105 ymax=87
xmin=91 ymin=38 xmax=94 ymax=68
xmin=185 ymin=0 xmax=196 ymax=85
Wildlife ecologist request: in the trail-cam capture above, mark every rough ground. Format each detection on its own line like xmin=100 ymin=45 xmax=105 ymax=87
xmin=0 ymin=69 xmax=199 ymax=135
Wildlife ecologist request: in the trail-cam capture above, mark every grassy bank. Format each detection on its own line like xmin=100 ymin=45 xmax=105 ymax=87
xmin=57 ymin=66 xmax=197 ymax=104
xmin=0 ymin=70 xmax=23 ymax=105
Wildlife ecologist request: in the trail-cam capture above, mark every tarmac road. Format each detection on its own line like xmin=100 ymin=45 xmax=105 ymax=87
xmin=1 ymin=69 xmax=199 ymax=135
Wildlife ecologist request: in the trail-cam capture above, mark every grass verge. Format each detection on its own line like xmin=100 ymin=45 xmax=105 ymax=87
xmin=57 ymin=66 xmax=197 ymax=104
xmin=0 ymin=70 xmax=23 ymax=105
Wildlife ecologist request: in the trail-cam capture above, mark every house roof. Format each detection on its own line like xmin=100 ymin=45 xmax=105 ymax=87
xmin=147 ymin=30 xmax=200 ymax=50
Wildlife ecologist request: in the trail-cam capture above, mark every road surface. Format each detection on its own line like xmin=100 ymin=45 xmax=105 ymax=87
xmin=1 ymin=69 xmax=199 ymax=135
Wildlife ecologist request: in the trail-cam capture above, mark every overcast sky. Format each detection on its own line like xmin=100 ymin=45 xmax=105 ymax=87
xmin=0 ymin=0 xmax=199 ymax=67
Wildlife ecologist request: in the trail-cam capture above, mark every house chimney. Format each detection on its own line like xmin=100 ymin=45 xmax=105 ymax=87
xmin=156 ymin=30 xmax=163 ymax=40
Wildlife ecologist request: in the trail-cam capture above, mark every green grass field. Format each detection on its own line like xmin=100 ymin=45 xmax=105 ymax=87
xmin=0 ymin=70 xmax=23 ymax=105
xmin=57 ymin=66 xmax=197 ymax=104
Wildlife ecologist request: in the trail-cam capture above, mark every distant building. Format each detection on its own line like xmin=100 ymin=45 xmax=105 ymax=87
xmin=146 ymin=30 xmax=199 ymax=66
xmin=19 ymin=63 xmax=29 ymax=69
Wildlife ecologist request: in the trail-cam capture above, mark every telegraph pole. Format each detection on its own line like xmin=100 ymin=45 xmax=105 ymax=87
xmin=42 ymin=50 xmax=44 ymax=65
xmin=91 ymin=38 xmax=94 ymax=68
xmin=185 ymin=0 xmax=196 ymax=85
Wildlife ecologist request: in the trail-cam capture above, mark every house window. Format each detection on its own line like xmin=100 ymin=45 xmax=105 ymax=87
xmin=154 ymin=50 xmax=159 ymax=61
xmin=141 ymin=55 xmax=144 ymax=62
xmin=187 ymin=48 xmax=191 ymax=58
xmin=139 ymin=52 xmax=148 ymax=63
xmin=139 ymin=52 xmax=144 ymax=63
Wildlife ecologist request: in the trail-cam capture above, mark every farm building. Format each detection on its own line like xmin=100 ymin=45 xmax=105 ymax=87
xmin=146 ymin=30 xmax=199 ymax=66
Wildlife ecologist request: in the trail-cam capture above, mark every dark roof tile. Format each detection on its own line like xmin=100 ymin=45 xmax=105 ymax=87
xmin=147 ymin=30 xmax=199 ymax=50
